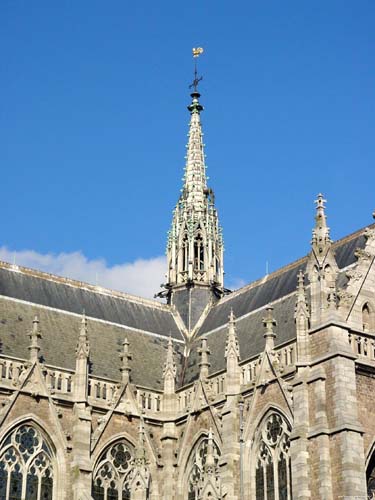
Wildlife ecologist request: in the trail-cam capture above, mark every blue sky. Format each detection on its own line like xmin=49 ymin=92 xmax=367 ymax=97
xmin=1 ymin=1 xmax=374 ymax=297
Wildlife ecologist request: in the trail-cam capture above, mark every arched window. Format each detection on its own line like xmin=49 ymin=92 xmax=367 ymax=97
xmin=187 ymin=436 xmax=221 ymax=500
xmin=92 ymin=440 xmax=133 ymax=500
xmin=182 ymin=233 xmax=189 ymax=273
xmin=362 ymin=303 xmax=374 ymax=332
xmin=254 ymin=412 xmax=292 ymax=500
xmin=0 ymin=424 xmax=54 ymax=500
xmin=193 ymin=233 xmax=205 ymax=273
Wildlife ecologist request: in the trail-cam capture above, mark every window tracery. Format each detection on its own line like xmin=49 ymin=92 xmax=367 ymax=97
xmin=92 ymin=441 xmax=134 ymax=500
xmin=193 ymin=233 xmax=205 ymax=273
xmin=0 ymin=424 xmax=54 ymax=500
xmin=187 ymin=436 xmax=221 ymax=500
xmin=254 ymin=413 xmax=292 ymax=500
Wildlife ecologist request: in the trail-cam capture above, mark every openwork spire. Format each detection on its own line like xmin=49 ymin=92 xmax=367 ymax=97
xmin=183 ymin=92 xmax=207 ymax=209
xmin=162 ymin=50 xmax=224 ymax=299
xmin=28 ymin=315 xmax=42 ymax=362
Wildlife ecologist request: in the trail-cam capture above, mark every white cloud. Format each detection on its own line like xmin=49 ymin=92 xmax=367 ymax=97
xmin=0 ymin=247 xmax=167 ymax=299
xmin=226 ymin=277 xmax=247 ymax=291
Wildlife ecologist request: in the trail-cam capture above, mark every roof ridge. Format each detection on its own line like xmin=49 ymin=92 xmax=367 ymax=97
xmin=0 ymin=259 xmax=169 ymax=311
xmin=219 ymin=222 xmax=373 ymax=305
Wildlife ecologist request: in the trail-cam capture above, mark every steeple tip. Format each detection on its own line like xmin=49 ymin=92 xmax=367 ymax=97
xmin=312 ymin=192 xmax=331 ymax=250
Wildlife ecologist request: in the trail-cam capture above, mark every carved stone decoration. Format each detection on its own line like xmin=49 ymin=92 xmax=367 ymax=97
xmin=337 ymin=289 xmax=354 ymax=308
xmin=346 ymin=269 xmax=363 ymax=283
xmin=364 ymin=227 xmax=375 ymax=243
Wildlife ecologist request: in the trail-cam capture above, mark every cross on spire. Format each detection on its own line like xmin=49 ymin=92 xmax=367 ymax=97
xmin=189 ymin=47 xmax=204 ymax=92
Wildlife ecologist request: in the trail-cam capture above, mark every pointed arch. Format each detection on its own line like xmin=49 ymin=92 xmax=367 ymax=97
xmin=362 ymin=302 xmax=375 ymax=332
xmin=176 ymin=430 xmax=221 ymax=500
xmin=0 ymin=419 xmax=58 ymax=500
xmin=184 ymin=433 xmax=221 ymax=500
xmin=92 ymin=437 xmax=135 ymax=500
xmin=248 ymin=408 xmax=293 ymax=500
xmin=177 ymin=227 xmax=189 ymax=280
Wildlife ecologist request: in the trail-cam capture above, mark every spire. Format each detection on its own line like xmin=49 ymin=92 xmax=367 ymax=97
xmin=307 ymin=194 xmax=338 ymax=326
xmin=163 ymin=337 xmax=176 ymax=395
xmin=198 ymin=337 xmax=210 ymax=380
xmin=311 ymin=194 xmax=331 ymax=260
xmin=120 ymin=337 xmax=132 ymax=384
xmin=262 ymin=306 xmax=277 ymax=351
xmin=183 ymin=91 xmax=207 ymax=209
xmin=28 ymin=315 xmax=42 ymax=363
xmin=76 ymin=312 xmax=90 ymax=360
xmin=161 ymin=49 xmax=224 ymax=308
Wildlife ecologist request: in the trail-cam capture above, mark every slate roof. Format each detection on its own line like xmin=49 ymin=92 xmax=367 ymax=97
xmin=0 ymin=263 xmax=182 ymax=339
xmin=0 ymin=224 xmax=371 ymax=390
xmin=0 ymin=297 xmax=185 ymax=390
xmin=198 ymin=226 xmax=368 ymax=337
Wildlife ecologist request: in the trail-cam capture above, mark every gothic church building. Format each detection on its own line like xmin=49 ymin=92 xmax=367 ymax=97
xmin=0 ymin=89 xmax=374 ymax=500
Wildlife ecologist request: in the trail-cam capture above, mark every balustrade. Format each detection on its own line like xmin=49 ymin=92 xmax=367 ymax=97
xmin=349 ymin=332 xmax=375 ymax=361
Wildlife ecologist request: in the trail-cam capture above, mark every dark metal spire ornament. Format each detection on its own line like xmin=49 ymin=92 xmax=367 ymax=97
xmin=189 ymin=47 xmax=204 ymax=92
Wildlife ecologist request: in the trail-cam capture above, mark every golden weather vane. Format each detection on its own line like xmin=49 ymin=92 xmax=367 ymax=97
xmin=190 ymin=47 xmax=204 ymax=92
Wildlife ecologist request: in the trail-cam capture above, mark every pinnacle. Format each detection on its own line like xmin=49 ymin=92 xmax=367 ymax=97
xmin=120 ymin=337 xmax=132 ymax=382
xmin=28 ymin=315 xmax=42 ymax=362
xmin=198 ymin=337 xmax=211 ymax=379
xmin=262 ymin=306 xmax=277 ymax=351
xmin=312 ymin=193 xmax=331 ymax=250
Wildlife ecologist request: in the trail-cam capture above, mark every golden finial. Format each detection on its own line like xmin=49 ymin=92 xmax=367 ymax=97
xmin=190 ymin=47 xmax=204 ymax=92
xmin=192 ymin=47 xmax=204 ymax=58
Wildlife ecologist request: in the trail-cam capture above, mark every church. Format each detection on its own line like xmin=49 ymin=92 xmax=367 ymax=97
xmin=0 ymin=81 xmax=374 ymax=500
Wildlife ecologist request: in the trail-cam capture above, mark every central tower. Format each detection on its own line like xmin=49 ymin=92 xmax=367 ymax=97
xmin=160 ymin=83 xmax=225 ymax=333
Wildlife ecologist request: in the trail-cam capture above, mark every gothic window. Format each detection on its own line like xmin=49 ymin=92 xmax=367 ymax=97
xmin=187 ymin=436 xmax=220 ymax=500
xmin=193 ymin=234 xmax=205 ymax=272
xmin=254 ymin=413 xmax=292 ymax=500
xmin=92 ymin=441 xmax=133 ymax=500
xmin=182 ymin=233 xmax=189 ymax=273
xmin=362 ymin=303 xmax=374 ymax=332
xmin=0 ymin=424 xmax=54 ymax=500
